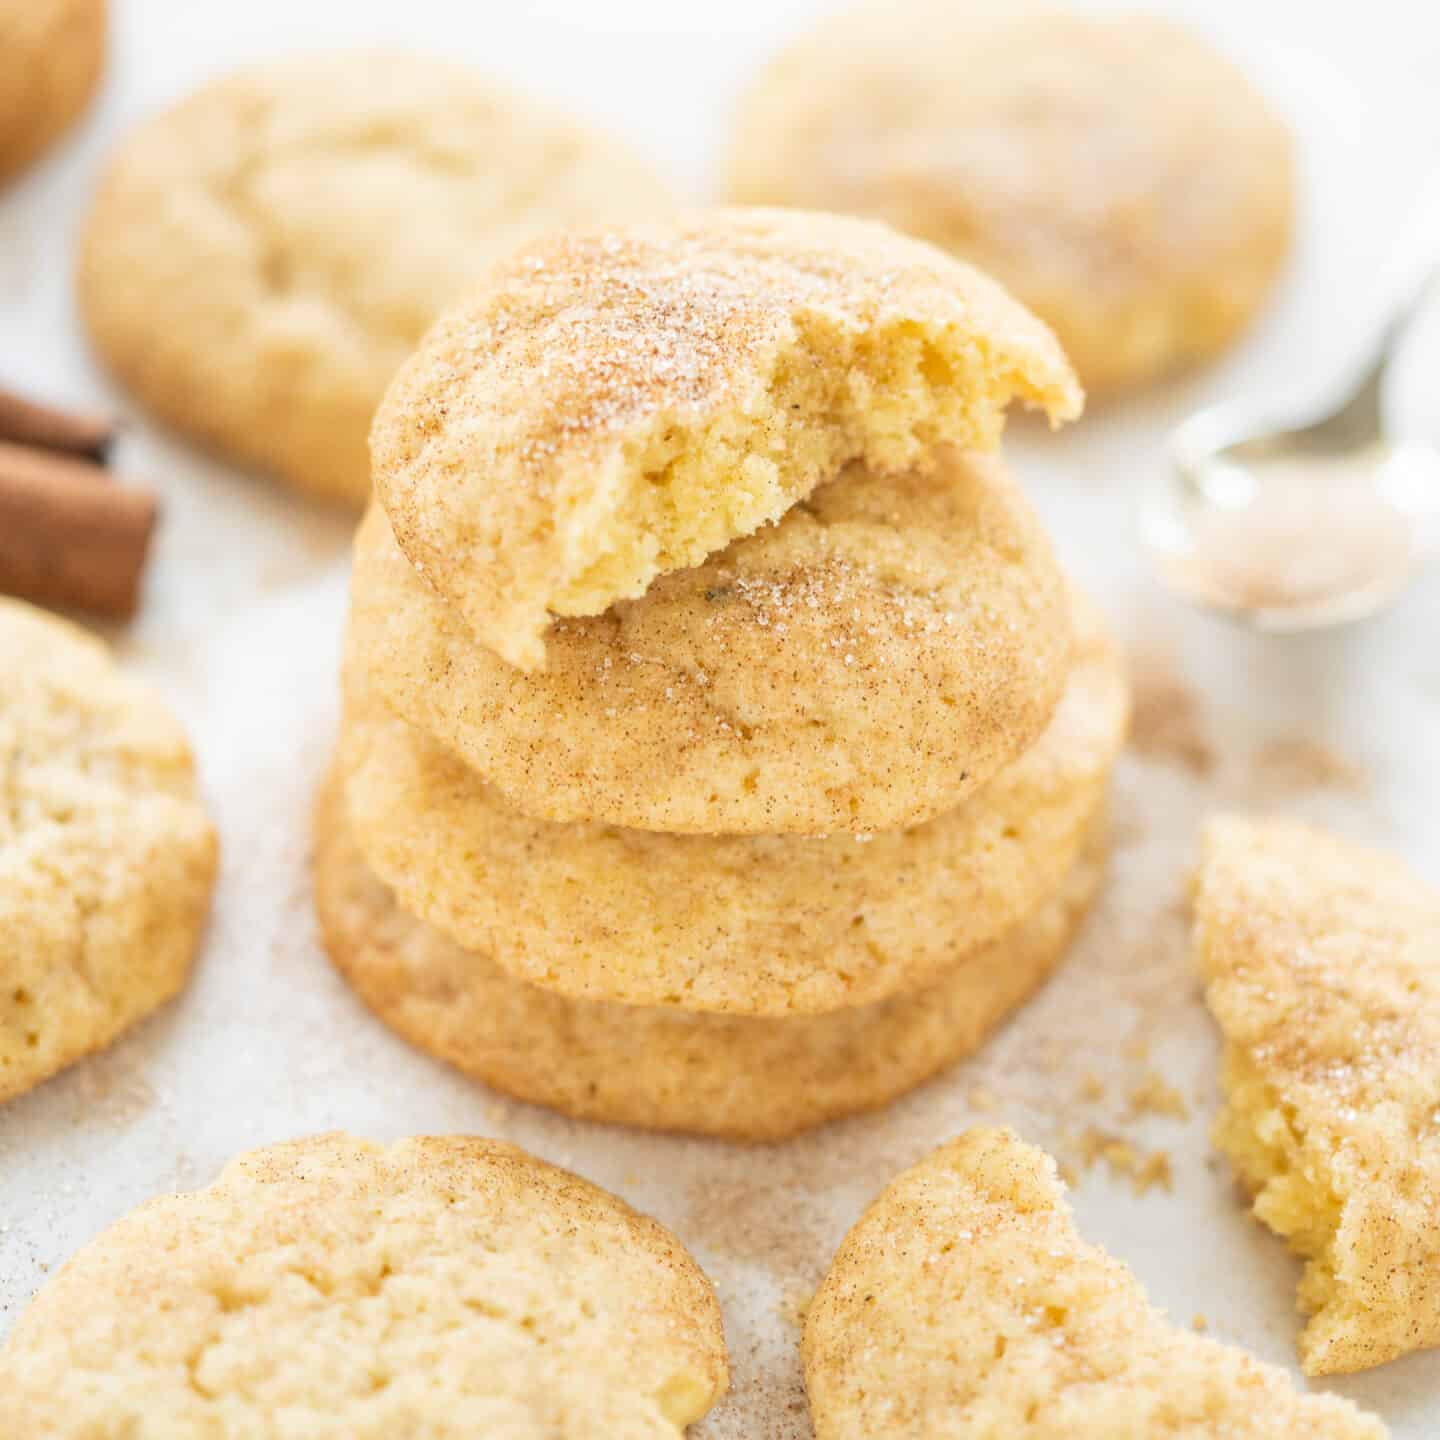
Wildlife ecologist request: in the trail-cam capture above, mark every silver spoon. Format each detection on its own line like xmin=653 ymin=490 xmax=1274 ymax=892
xmin=1140 ymin=190 xmax=1440 ymax=632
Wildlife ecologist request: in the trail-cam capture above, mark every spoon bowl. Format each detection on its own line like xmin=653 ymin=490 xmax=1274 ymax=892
xmin=1140 ymin=423 xmax=1440 ymax=632
xmin=1142 ymin=166 xmax=1440 ymax=632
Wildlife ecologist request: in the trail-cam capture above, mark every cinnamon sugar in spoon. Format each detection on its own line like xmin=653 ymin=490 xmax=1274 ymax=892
xmin=1140 ymin=189 xmax=1440 ymax=631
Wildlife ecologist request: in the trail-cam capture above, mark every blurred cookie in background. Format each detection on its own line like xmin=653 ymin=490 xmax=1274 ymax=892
xmin=78 ymin=51 xmax=672 ymax=504
xmin=0 ymin=0 xmax=105 ymax=185
xmin=726 ymin=2 xmax=1294 ymax=396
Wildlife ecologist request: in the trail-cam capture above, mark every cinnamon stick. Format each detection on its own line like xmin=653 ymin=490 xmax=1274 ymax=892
xmin=0 ymin=385 xmax=117 ymax=464
xmin=0 ymin=443 xmax=157 ymax=617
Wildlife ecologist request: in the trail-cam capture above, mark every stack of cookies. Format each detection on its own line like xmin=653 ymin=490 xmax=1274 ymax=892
xmin=316 ymin=209 xmax=1130 ymax=1141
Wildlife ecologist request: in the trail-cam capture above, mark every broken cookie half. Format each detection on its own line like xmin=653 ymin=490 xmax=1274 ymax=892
xmin=1196 ymin=815 xmax=1440 ymax=1375
xmin=804 ymin=1127 xmax=1385 ymax=1438
xmin=372 ymin=207 xmax=1080 ymax=670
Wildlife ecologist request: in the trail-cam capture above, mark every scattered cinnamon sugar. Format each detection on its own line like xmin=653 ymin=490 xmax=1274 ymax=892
xmin=1252 ymin=736 xmax=1366 ymax=796
xmin=680 ymin=1171 xmax=830 ymax=1275
xmin=1128 ymin=653 xmax=1215 ymax=776
xmin=776 ymin=1285 xmax=812 ymax=1329
xmin=58 ymin=1044 xmax=159 ymax=1128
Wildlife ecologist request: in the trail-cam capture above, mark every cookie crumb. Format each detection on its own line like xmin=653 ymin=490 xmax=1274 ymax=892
xmin=1252 ymin=736 xmax=1366 ymax=796
xmin=1192 ymin=1314 xmax=1209 ymax=1333
xmin=1128 ymin=1070 xmax=1190 ymax=1121
xmin=1129 ymin=653 xmax=1215 ymax=776
xmin=1132 ymin=1151 xmax=1173 ymax=1196
xmin=1067 ymin=1127 xmax=1173 ymax=1196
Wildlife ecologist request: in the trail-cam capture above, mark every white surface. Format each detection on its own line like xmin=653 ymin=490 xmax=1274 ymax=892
xmin=3 ymin=2 xmax=1440 ymax=1435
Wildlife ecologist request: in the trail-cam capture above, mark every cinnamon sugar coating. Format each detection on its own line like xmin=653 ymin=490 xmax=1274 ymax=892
xmin=371 ymin=207 xmax=1079 ymax=668
xmin=351 ymin=449 xmax=1073 ymax=836
xmin=803 ymin=1128 xmax=1387 ymax=1438
xmin=339 ymin=591 xmax=1120 ymax=1014
xmin=0 ymin=598 xmax=217 ymax=1103
xmin=314 ymin=774 xmax=1104 ymax=1140
xmin=1196 ymin=817 xmax=1440 ymax=1375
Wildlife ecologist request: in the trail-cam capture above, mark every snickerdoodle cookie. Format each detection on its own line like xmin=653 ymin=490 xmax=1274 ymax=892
xmin=803 ymin=1128 xmax=1387 ymax=1439
xmin=352 ymin=449 xmax=1074 ymax=837
xmin=1196 ymin=816 xmax=1440 ymax=1376
xmin=339 ymin=591 xmax=1121 ymax=1013
xmin=78 ymin=52 xmax=670 ymax=504
xmin=0 ymin=0 xmax=104 ymax=185
xmin=727 ymin=4 xmax=1293 ymax=395
xmin=0 ymin=599 xmax=217 ymax=1103
xmin=315 ymin=775 xmax=1104 ymax=1140
xmin=0 ymin=1132 xmax=728 ymax=1436
xmin=371 ymin=207 xmax=1079 ymax=670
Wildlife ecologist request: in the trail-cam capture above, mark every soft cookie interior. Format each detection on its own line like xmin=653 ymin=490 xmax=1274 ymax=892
xmin=550 ymin=308 xmax=1079 ymax=632
xmin=373 ymin=211 xmax=1082 ymax=672
xmin=1195 ymin=815 xmax=1440 ymax=1375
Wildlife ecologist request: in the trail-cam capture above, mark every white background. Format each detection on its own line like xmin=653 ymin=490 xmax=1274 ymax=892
xmin=2 ymin=1 xmax=1439 ymax=1435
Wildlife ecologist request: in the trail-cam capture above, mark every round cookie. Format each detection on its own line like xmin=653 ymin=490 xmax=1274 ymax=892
xmin=374 ymin=206 xmax=1079 ymax=670
xmin=0 ymin=598 xmax=217 ymax=1103
xmin=340 ymin=590 xmax=1123 ymax=1013
xmin=726 ymin=3 xmax=1294 ymax=396
xmin=0 ymin=1132 xmax=729 ymax=1436
xmin=314 ymin=774 xmax=1106 ymax=1141
xmin=803 ymin=1128 xmax=1387 ymax=1439
xmin=352 ymin=449 xmax=1076 ymax=838
xmin=78 ymin=52 xmax=671 ymax=505
xmin=0 ymin=0 xmax=104 ymax=185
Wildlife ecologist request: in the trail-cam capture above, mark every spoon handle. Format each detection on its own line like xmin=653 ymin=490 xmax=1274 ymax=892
xmin=1306 ymin=176 xmax=1440 ymax=449
xmin=1353 ymin=169 xmax=1440 ymax=391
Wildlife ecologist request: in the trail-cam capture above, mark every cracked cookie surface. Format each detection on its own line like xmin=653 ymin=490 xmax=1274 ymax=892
xmin=1197 ymin=816 xmax=1440 ymax=1375
xmin=314 ymin=772 xmax=1104 ymax=1137
xmin=0 ymin=599 xmax=216 ymax=1103
xmin=351 ymin=448 xmax=1072 ymax=836
xmin=726 ymin=2 xmax=1293 ymax=396
xmin=372 ymin=206 xmax=1079 ymax=668
xmin=78 ymin=51 xmax=670 ymax=503
xmin=0 ymin=1132 xmax=729 ymax=1437
xmin=339 ymin=590 xmax=1119 ymax=1013
xmin=0 ymin=0 xmax=104 ymax=184
xmin=804 ymin=1127 xmax=1387 ymax=1439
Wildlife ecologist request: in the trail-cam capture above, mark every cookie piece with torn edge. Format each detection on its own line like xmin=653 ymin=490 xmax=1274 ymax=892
xmin=0 ymin=1132 xmax=728 ymax=1436
xmin=804 ymin=1127 xmax=1387 ymax=1438
xmin=372 ymin=207 xmax=1080 ymax=670
xmin=1197 ymin=816 xmax=1440 ymax=1375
